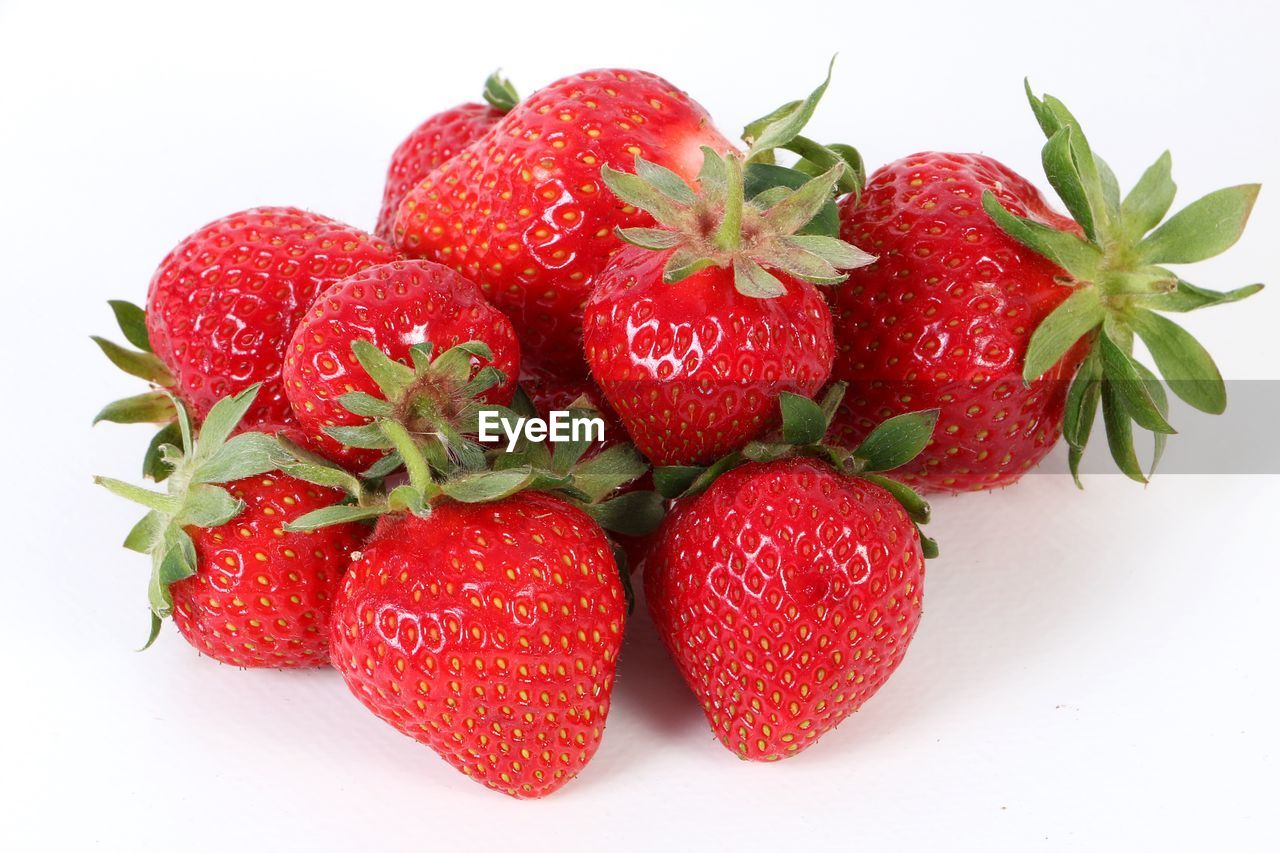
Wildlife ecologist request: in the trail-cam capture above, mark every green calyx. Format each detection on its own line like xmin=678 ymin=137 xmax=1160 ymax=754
xmin=94 ymin=384 xmax=306 ymax=649
xmin=326 ymin=339 xmax=510 ymax=478
xmin=654 ymin=383 xmax=941 ymax=559
xmin=284 ymin=346 xmax=664 ymax=539
xmin=601 ymin=148 xmax=874 ymax=298
xmin=599 ymin=57 xmax=875 ymax=298
xmin=984 ymin=81 xmax=1264 ymax=485
xmin=739 ymin=56 xmax=868 ymax=200
xmin=482 ymin=70 xmax=520 ymax=113
xmin=92 ymin=300 xmax=184 ymax=482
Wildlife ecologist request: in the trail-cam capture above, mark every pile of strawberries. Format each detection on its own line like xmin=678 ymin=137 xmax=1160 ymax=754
xmin=94 ymin=65 xmax=1262 ymax=798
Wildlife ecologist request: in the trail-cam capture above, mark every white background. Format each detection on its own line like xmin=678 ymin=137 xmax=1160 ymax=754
xmin=3 ymin=1 xmax=1277 ymax=849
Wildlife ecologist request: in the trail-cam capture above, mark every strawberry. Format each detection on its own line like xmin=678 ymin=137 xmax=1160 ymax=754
xmin=583 ymin=148 xmax=871 ymax=466
xmin=95 ymin=386 xmax=368 ymax=666
xmin=374 ymin=73 xmax=519 ymax=240
xmin=646 ymin=387 xmax=937 ymax=760
xmin=281 ymin=373 xmax=659 ymax=797
xmin=327 ymin=491 xmax=624 ymax=798
xmin=142 ymin=207 xmax=399 ymax=428
xmin=829 ymin=84 xmax=1262 ymax=491
xmin=394 ymin=68 xmax=736 ymax=376
xmin=282 ymin=260 xmax=520 ymax=471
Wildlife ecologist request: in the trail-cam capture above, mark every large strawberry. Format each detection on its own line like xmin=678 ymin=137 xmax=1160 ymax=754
xmin=393 ymin=68 xmax=736 ymax=376
xmin=829 ymin=84 xmax=1262 ymax=491
xmin=282 ymin=260 xmax=520 ymax=472
xmin=141 ymin=207 xmax=399 ymax=428
xmin=95 ymin=385 xmax=367 ymax=666
xmin=283 ymin=371 xmax=660 ymax=797
xmin=327 ymin=492 xmax=623 ymax=798
xmin=583 ymin=149 xmax=871 ymax=466
xmin=374 ymin=73 xmax=519 ymax=239
xmin=646 ymin=387 xmax=937 ymax=760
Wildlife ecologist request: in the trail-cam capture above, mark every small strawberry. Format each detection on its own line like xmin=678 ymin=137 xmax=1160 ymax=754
xmin=829 ymin=84 xmax=1263 ymax=491
xmin=282 ymin=260 xmax=520 ymax=471
xmin=374 ymin=73 xmax=519 ymax=240
xmin=583 ymin=148 xmax=872 ymax=466
xmin=95 ymin=385 xmax=368 ymax=666
xmin=141 ymin=207 xmax=399 ymax=428
xmin=283 ymin=376 xmax=660 ymax=797
xmin=394 ymin=68 xmax=736 ymax=376
xmin=646 ymin=387 xmax=937 ymax=760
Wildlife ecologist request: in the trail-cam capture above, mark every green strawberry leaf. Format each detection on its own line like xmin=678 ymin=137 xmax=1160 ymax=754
xmin=142 ymin=422 xmax=182 ymax=482
xmin=733 ymin=256 xmax=787 ymax=298
xmin=635 ymin=156 xmax=698 ymax=205
xmin=654 ymin=465 xmax=705 ymax=499
xmin=1128 ymin=309 xmax=1227 ymax=414
xmin=582 ymin=491 xmax=665 ymax=537
xmin=1137 ymin=184 xmax=1260 ymax=264
xmin=191 ymin=431 xmax=281 ymax=484
xmin=178 ymin=484 xmax=243 ymax=528
xmin=861 ymin=473 xmax=931 ymax=525
xmin=1040 ymin=125 xmax=1099 ymax=242
xmin=1097 ymin=329 xmax=1176 ymax=435
xmin=744 ymin=163 xmax=839 ymax=237
xmin=91 ymin=336 xmax=175 ymax=386
xmin=482 ymin=71 xmax=519 ymax=113
xmin=1100 ymin=382 xmax=1147 ymax=484
xmin=1131 ymin=360 xmax=1169 ymax=477
xmin=1120 ymin=150 xmax=1176 ymax=239
xmin=93 ymin=390 xmax=177 ymax=425
xmin=743 ymin=56 xmax=834 ymax=160
xmin=571 ymin=444 xmax=649 ymax=503
xmin=441 ymin=466 xmax=536 ymax=503
xmin=351 ymin=340 xmax=414 ymax=399
xmin=284 ymin=503 xmax=384 ymax=532
xmin=853 ymin=409 xmax=940 ymax=472
xmin=1022 ymin=287 xmax=1104 ymax=384
xmin=338 ymin=392 xmax=394 ymax=418
xmin=108 ymin=300 xmax=152 ymax=352
xmin=123 ymin=511 xmax=164 ymax=554
xmin=1062 ymin=349 xmax=1102 ymax=488
xmin=779 ymin=392 xmax=827 ymax=445
xmin=1139 ymin=279 xmax=1262 ymax=313
xmin=981 ymin=191 xmax=1100 ymax=279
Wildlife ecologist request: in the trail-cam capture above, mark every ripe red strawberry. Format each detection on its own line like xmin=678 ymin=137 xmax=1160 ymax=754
xmin=172 ymin=467 xmax=363 ymax=667
xmin=283 ymin=260 xmax=520 ymax=471
xmin=146 ymin=207 xmax=399 ymax=427
xmin=583 ymin=150 xmax=870 ymax=466
xmin=829 ymin=152 xmax=1085 ymax=491
xmin=327 ymin=492 xmax=624 ymax=798
xmin=645 ymin=394 xmax=936 ymax=760
xmin=394 ymin=68 xmax=736 ymax=376
xmin=374 ymin=74 xmax=519 ymax=240
xmin=830 ymin=85 xmax=1262 ymax=491
xmin=95 ymin=387 xmax=367 ymax=666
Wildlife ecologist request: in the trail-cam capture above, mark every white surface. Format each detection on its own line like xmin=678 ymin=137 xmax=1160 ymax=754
xmin=3 ymin=1 xmax=1277 ymax=849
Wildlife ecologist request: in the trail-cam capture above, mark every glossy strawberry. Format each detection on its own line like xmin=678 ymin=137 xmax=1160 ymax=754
xmin=328 ymin=491 xmax=625 ymax=798
xmin=283 ymin=260 xmax=520 ymax=471
xmin=96 ymin=387 xmax=367 ymax=666
xmin=146 ymin=207 xmax=399 ymax=426
xmin=394 ymin=68 xmax=735 ymax=376
xmin=171 ymin=468 xmax=364 ymax=667
xmin=830 ymin=84 xmax=1262 ymax=491
xmin=829 ymin=152 xmax=1084 ymax=491
xmin=584 ymin=150 xmax=871 ymax=466
xmin=374 ymin=74 xmax=519 ymax=240
xmin=646 ymin=457 xmax=924 ymax=760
